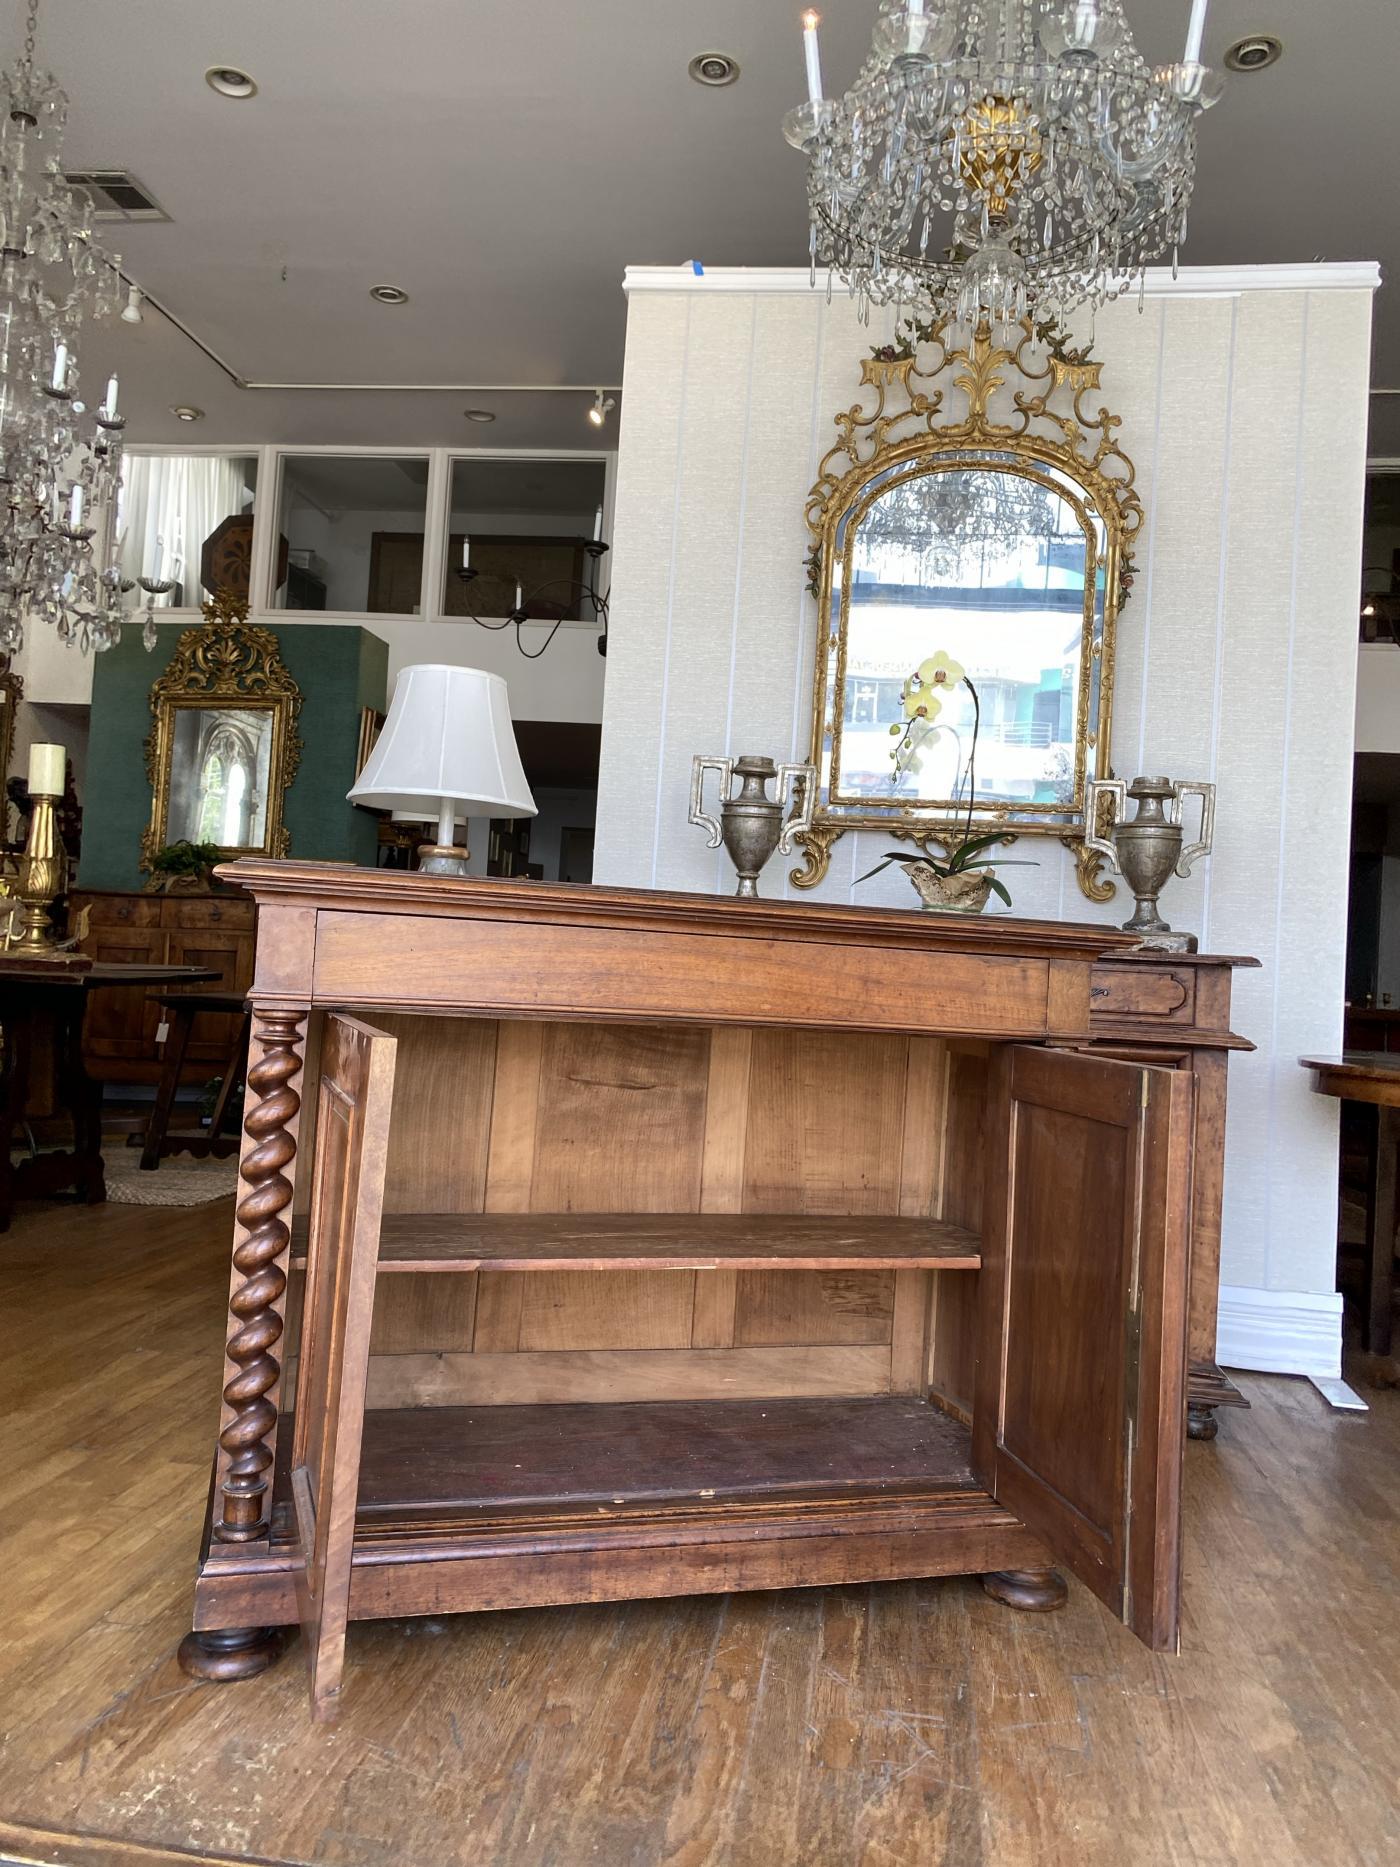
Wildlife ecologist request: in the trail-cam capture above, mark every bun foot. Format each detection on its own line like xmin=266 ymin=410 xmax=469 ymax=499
xmin=981 ymin=1568 xmax=1068 ymax=1613
xmin=178 ymin=1626 xmax=286 ymax=1682
xmin=1187 ymin=1402 xmax=1220 ymax=1441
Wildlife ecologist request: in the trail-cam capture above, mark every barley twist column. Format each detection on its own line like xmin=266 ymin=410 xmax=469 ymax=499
xmin=215 ymin=1007 xmax=305 ymax=1543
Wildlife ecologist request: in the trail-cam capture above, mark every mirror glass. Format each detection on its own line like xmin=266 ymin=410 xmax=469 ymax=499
xmin=166 ymin=705 xmax=274 ymax=849
xmin=825 ymin=462 xmax=1102 ymax=820
xmin=273 ymin=455 xmax=430 ymax=613
xmin=117 ymin=454 xmax=259 ymax=607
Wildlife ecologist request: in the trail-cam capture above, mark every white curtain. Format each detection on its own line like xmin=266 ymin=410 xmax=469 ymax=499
xmin=118 ymin=455 xmax=248 ymax=605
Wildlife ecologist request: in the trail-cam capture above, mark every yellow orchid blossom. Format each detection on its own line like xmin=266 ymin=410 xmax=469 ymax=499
xmin=915 ymin=649 xmax=966 ymax=693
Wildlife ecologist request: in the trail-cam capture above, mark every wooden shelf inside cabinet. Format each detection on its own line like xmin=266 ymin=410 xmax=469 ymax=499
xmin=274 ymin=1395 xmax=982 ymax=1531
xmin=287 ymin=1211 xmax=983 ymax=1275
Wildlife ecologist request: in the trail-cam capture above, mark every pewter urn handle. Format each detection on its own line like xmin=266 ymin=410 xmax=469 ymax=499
xmin=775 ymin=762 xmax=817 ymax=856
xmin=688 ymin=755 xmax=733 ymax=850
xmin=1172 ymin=779 xmax=1216 ymax=878
xmin=1083 ymin=778 xmax=1127 ymax=875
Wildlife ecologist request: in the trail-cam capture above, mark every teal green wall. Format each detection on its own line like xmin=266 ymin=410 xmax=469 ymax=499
xmin=80 ymin=622 xmax=388 ymax=890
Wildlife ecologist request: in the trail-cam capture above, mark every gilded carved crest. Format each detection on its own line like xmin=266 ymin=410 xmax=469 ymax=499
xmin=795 ymin=316 xmax=1142 ymax=900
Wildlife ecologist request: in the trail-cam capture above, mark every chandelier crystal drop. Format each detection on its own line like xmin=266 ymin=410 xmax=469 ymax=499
xmin=0 ymin=0 xmax=135 ymax=656
xmin=783 ymin=0 xmax=1225 ymax=327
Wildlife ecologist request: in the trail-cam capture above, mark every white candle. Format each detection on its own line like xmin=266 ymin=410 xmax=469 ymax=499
xmin=151 ymin=535 xmax=164 ymax=580
xmin=514 ymin=578 xmax=524 ymax=612
xmin=593 ymin=504 xmax=603 ymax=542
xmin=461 ymin=532 xmax=470 ymax=569
xmin=1184 ymin=0 xmax=1208 ymax=65
xmin=102 ymin=374 xmax=118 ymax=419
xmin=28 ymin=742 xmax=65 ymax=796
xmin=68 ymin=484 xmax=83 ymax=528
xmin=50 ymin=340 xmax=67 ymax=392
xmin=802 ymin=10 xmax=824 ymax=104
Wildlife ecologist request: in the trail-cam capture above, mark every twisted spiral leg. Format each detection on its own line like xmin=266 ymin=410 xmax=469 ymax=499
xmin=215 ymin=1008 xmax=305 ymax=1543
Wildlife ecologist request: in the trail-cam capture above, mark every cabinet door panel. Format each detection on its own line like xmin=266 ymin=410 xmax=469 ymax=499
xmin=81 ymin=927 xmax=167 ymax=1057
xmin=290 ymin=1013 xmax=397 ymax=1721
xmin=973 ymin=1045 xmax=1192 ymax=1650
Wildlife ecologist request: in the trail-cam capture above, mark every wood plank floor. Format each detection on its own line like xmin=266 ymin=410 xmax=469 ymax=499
xmin=1 ymin=1194 xmax=1397 ymax=1867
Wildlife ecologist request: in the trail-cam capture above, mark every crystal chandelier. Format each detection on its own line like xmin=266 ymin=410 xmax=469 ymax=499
xmin=783 ymin=0 xmax=1224 ymax=326
xmin=0 ymin=0 xmax=134 ymax=656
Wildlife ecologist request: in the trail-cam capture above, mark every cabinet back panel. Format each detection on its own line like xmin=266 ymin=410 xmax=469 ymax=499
xmin=336 ymin=1015 xmax=967 ymax=1406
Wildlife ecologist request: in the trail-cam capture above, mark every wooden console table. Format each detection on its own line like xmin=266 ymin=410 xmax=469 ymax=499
xmin=0 ymin=956 xmax=217 ymax=1230
xmin=1301 ymin=1052 xmax=1400 ymax=1356
xmin=179 ymin=863 xmax=1253 ymax=1717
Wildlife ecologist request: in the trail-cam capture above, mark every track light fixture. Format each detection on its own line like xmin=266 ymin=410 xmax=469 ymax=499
xmin=587 ymin=390 xmax=616 ymax=428
xmin=120 ymin=284 xmax=144 ymax=324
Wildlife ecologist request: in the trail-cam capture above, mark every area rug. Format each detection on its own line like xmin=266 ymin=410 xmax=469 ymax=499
xmin=104 ymin=1155 xmax=239 ymax=1206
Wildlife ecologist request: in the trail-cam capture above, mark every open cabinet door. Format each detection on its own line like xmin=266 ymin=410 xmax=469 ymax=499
xmin=289 ymin=1013 xmax=397 ymax=1720
xmin=973 ymin=1045 xmax=1193 ymax=1651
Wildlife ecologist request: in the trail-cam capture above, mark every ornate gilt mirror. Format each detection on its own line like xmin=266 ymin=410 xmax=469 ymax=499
xmin=142 ymin=605 xmax=303 ymax=868
xmin=794 ymin=318 xmax=1141 ymax=899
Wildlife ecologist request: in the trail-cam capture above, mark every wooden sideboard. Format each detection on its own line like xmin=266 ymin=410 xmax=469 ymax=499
xmin=178 ymin=862 xmax=1253 ymax=1718
xmin=70 ymin=889 xmax=255 ymax=1081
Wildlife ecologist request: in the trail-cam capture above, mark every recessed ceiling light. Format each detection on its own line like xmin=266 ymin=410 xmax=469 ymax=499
xmin=171 ymin=405 xmax=204 ymax=422
xmin=205 ymin=65 xmax=257 ymax=99
xmin=463 ymin=408 xmax=496 ymax=423
xmin=1224 ymin=35 xmax=1282 ymax=71
xmin=370 ymin=283 xmax=410 ymax=305
xmin=688 ymin=51 xmax=740 ymax=87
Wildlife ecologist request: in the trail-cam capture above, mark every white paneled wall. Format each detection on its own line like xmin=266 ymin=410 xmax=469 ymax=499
xmin=595 ymin=264 xmax=1375 ymax=1347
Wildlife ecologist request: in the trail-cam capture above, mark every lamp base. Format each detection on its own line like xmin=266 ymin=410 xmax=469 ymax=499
xmin=417 ymin=842 xmax=473 ymax=878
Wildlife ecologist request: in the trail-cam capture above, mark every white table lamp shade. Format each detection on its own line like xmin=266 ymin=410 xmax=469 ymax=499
xmin=348 ymin=664 xmax=536 ymax=819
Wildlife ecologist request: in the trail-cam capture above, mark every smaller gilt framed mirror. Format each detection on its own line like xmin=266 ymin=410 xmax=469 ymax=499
xmin=142 ymin=611 xmax=303 ymax=868
xmin=795 ymin=318 xmax=1143 ymax=900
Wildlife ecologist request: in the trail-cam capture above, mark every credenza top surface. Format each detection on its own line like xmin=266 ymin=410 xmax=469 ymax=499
xmin=221 ymin=857 xmax=1143 ymax=964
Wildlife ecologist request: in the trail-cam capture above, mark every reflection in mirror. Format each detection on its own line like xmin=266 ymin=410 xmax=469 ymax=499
xmin=831 ymin=466 xmax=1096 ymax=815
xmin=443 ymin=456 xmax=607 ymax=620
xmin=274 ymin=455 xmax=433 ymax=613
xmin=118 ymin=455 xmax=258 ymax=606
xmin=166 ymin=707 xmax=273 ymax=849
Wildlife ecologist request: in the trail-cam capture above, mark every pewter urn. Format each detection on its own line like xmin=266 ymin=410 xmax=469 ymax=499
xmin=1085 ymin=774 xmax=1216 ymax=952
xmin=689 ymin=753 xmax=816 ymax=897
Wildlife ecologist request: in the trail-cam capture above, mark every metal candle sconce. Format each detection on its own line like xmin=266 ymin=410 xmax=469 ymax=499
xmin=1084 ymin=775 xmax=1216 ymax=952
xmin=689 ymin=754 xmax=816 ymax=897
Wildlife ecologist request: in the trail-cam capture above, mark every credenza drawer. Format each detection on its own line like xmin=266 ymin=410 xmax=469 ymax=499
xmin=1090 ymin=961 xmax=1197 ymax=1025
xmin=311 ymin=909 xmax=1082 ymax=1039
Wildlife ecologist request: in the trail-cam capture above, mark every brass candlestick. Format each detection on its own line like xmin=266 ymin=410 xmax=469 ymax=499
xmin=14 ymin=788 xmax=66 ymax=952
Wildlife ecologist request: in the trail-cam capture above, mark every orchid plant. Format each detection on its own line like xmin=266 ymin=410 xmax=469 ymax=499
xmin=857 ymin=649 xmax=1036 ymax=907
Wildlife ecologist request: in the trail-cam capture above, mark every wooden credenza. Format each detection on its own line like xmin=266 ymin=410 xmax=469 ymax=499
xmin=70 ymin=889 xmax=255 ymax=1081
xmin=180 ymin=863 xmax=1252 ymax=1717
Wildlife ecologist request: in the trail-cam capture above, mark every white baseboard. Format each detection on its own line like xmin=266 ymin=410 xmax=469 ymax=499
xmin=1217 ymin=1284 xmax=1344 ymax=1380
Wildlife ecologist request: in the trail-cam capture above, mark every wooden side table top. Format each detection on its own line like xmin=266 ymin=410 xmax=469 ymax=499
xmin=0 ymin=959 xmax=219 ymax=992
xmin=1301 ymin=1053 xmax=1400 ymax=1108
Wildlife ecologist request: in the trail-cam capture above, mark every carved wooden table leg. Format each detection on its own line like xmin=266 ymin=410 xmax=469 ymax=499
xmin=178 ymin=1626 xmax=285 ymax=1682
xmin=981 ymin=1568 xmax=1069 ymax=1612
xmin=214 ymin=1007 xmax=305 ymax=1546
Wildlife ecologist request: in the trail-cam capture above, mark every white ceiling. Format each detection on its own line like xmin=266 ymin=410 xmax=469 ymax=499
xmin=33 ymin=0 xmax=1400 ymax=453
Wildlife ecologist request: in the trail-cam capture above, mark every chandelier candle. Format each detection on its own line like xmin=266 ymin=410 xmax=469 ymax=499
xmin=1185 ymin=0 xmax=1208 ymax=65
xmin=802 ymin=10 xmax=824 ymax=103
xmin=783 ymin=0 xmax=1226 ymax=325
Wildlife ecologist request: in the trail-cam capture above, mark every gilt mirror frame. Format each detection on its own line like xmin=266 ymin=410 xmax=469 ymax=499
xmin=141 ymin=602 xmax=303 ymax=870
xmin=794 ymin=315 xmax=1143 ymax=901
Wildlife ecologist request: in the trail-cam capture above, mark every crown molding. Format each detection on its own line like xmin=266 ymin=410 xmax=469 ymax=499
xmin=623 ymin=260 xmax=1382 ymax=298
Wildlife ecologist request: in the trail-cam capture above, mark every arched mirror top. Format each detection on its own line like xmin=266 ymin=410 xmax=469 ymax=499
xmin=795 ymin=317 xmax=1143 ymax=901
